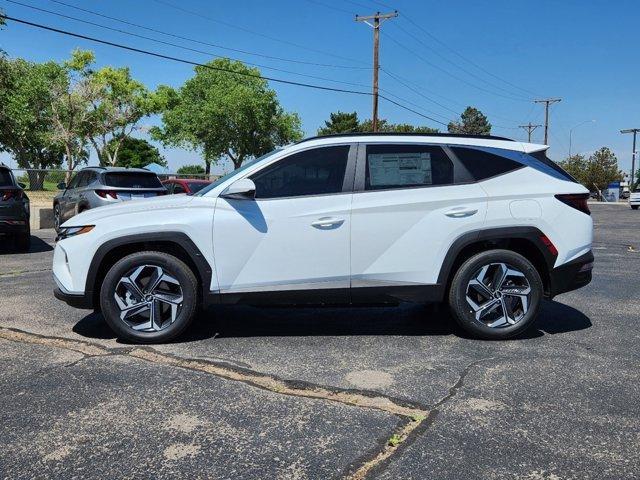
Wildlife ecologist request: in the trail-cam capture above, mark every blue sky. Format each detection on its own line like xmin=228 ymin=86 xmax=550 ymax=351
xmin=1 ymin=0 xmax=638 ymax=175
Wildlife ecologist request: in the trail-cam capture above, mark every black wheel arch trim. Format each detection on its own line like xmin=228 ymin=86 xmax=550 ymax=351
xmin=85 ymin=232 xmax=213 ymax=310
xmin=436 ymin=226 xmax=557 ymax=290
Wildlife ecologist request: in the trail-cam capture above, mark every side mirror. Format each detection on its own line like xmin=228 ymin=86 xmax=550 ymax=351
xmin=18 ymin=182 xmax=26 ymax=189
xmin=221 ymin=178 xmax=256 ymax=200
xmin=57 ymin=182 xmax=67 ymax=190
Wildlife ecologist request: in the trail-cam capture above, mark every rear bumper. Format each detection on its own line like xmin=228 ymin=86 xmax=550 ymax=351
xmin=0 ymin=219 xmax=29 ymax=234
xmin=548 ymin=250 xmax=594 ymax=298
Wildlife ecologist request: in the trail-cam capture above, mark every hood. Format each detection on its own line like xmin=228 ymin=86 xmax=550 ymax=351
xmin=61 ymin=194 xmax=198 ymax=227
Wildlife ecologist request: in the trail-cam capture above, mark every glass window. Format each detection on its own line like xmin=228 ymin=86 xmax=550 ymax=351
xmin=67 ymin=173 xmax=81 ymax=189
xmin=174 ymin=183 xmax=186 ymax=194
xmin=163 ymin=182 xmax=174 ymax=193
xmin=451 ymin=147 xmax=522 ymax=181
xmin=365 ymin=144 xmax=453 ymax=190
xmin=76 ymin=172 xmax=91 ymax=188
xmin=0 ymin=169 xmax=14 ymax=187
xmin=104 ymin=172 xmax=162 ymax=188
xmin=187 ymin=182 xmax=209 ymax=193
xmin=251 ymin=145 xmax=350 ymax=199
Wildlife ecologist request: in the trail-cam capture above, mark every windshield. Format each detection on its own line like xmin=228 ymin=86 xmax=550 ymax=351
xmin=187 ymin=182 xmax=210 ymax=193
xmin=194 ymin=149 xmax=282 ymax=196
xmin=104 ymin=172 xmax=163 ymax=189
xmin=0 ymin=169 xmax=14 ymax=187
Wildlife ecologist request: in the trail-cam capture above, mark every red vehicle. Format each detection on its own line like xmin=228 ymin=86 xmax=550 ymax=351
xmin=162 ymin=178 xmax=212 ymax=195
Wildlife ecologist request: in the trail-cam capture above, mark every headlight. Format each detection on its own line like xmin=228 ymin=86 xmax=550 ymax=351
xmin=56 ymin=225 xmax=95 ymax=241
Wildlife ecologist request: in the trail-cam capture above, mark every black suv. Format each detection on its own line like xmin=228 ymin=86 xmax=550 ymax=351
xmin=0 ymin=165 xmax=30 ymax=251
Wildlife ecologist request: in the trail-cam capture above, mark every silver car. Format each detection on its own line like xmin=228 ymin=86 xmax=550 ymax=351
xmin=53 ymin=167 xmax=166 ymax=231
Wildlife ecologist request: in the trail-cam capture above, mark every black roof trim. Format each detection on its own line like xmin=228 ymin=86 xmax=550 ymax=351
xmin=296 ymin=132 xmax=514 ymax=144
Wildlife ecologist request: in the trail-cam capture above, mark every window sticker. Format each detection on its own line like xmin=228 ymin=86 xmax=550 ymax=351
xmin=368 ymin=152 xmax=432 ymax=186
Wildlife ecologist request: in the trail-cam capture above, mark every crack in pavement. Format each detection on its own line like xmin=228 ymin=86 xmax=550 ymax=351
xmin=0 ymin=326 xmax=489 ymax=480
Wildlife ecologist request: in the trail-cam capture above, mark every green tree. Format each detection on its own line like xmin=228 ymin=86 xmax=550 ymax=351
xmin=359 ymin=118 xmax=439 ymax=133
xmin=107 ymin=136 xmax=166 ymax=169
xmin=584 ymin=147 xmax=621 ymax=192
xmin=0 ymin=56 xmax=65 ymax=188
xmin=152 ymin=58 xmax=303 ymax=173
xmin=447 ymin=107 xmax=491 ymax=135
xmin=317 ymin=111 xmax=360 ymax=135
xmin=87 ymin=65 xmax=163 ymax=166
xmin=177 ymin=164 xmax=205 ymax=175
xmin=559 ymin=154 xmax=588 ymax=185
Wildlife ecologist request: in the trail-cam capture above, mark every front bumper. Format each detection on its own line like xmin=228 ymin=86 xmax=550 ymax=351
xmin=53 ymin=275 xmax=93 ymax=310
xmin=548 ymin=250 xmax=594 ymax=298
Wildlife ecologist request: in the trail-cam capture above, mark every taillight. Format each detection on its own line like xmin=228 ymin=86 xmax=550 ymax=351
xmin=555 ymin=193 xmax=590 ymax=215
xmin=539 ymin=234 xmax=558 ymax=257
xmin=96 ymin=190 xmax=118 ymax=199
xmin=1 ymin=189 xmax=23 ymax=201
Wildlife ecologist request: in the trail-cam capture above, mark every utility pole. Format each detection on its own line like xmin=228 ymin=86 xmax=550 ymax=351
xmin=621 ymin=128 xmax=640 ymax=189
xmin=519 ymin=123 xmax=542 ymax=142
xmin=355 ymin=10 xmax=398 ymax=132
xmin=534 ymin=98 xmax=562 ymax=145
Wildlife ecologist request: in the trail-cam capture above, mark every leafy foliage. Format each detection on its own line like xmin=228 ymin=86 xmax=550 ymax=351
xmin=177 ymin=164 xmax=205 ymax=175
xmin=559 ymin=148 xmax=622 ymax=191
xmin=107 ymin=136 xmax=165 ymax=169
xmin=0 ymin=56 xmax=66 ymax=174
xmin=317 ymin=111 xmax=438 ymax=135
xmin=153 ymin=58 xmax=303 ymax=172
xmin=447 ymin=107 xmax=491 ymax=135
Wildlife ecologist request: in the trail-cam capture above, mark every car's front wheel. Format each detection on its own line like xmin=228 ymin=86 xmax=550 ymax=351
xmin=100 ymin=251 xmax=198 ymax=343
xmin=448 ymin=249 xmax=543 ymax=340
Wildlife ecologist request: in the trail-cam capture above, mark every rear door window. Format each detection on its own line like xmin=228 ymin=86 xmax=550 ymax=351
xmin=0 ymin=169 xmax=14 ymax=187
xmin=104 ymin=173 xmax=162 ymax=188
xmin=364 ymin=144 xmax=453 ymax=190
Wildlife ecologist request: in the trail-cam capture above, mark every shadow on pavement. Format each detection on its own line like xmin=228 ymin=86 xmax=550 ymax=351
xmin=73 ymin=299 xmax=591 ymax=343
xmin=0 ymin=235 xmax=53 ymax=255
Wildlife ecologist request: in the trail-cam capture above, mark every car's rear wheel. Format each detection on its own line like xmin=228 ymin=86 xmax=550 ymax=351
xmin=100 ymin=251 xmax=198 ymax=343
xmin=631 ymin=205 xmax=639 ymax=210
xmin=448 ymin=249 xmax=543 ymax=340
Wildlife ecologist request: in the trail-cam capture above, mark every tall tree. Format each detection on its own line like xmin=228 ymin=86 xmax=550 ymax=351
xmin=0 ymin=56 xmax=65 ymax=188
xmin=448 ymin=107 xmax=492 ymax=135
xmin=153 ymin=58 xmax=303 ymax=172
xmin=49 ymin=50 xmax=95 ymax=182
xmin=359 ymin=118 xmax=439 ymax=133
xmin=317 ymin=111 xmax=360 ymax=135
xmin=584 ymin=147 xmax=621 ymax=192
xmin=107 ymin=136 xmax=166 ymax=169
xmin=559 ymin=154 xmax=588 ymax=185
xmin=87 ymin=65 xmax=162 ymax=166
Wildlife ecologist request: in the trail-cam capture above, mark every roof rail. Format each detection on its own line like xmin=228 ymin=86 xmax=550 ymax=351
xmin=296 ymin=132 xmax=514 ymax=144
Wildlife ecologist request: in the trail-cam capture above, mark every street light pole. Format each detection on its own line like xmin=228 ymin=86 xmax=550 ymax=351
xmin=621 ymin=128 xmax=640 ymax=190
xmin=568 ymin=120 xmax=595 ymax=157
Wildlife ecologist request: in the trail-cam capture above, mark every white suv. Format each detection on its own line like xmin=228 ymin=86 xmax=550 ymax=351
xmin=53 ymin=134 xmax=594 ymax=343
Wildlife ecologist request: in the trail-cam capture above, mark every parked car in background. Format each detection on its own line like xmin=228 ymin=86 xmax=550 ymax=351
xmin=629 ymin=188 xmax=640 ymax=210
xmin=53 ymin=167 xmax=166 ymax=231
xmin=162 ymin=178 xmax=212 ymax=195
xmin=0 ymin=164 xmax=30 ymax=251
xmin=53 ymin=133 xmax=594 ymax=344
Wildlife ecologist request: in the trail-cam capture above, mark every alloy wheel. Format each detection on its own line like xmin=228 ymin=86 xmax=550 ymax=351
xmin=114 ymin=264 xmax=184 ymax=332
xmin=465 ymin=262 xmax=531 ymax=328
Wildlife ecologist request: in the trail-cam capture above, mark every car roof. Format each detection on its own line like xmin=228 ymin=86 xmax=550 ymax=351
xmin=292 ymin=133 xmax=547 ymax=154
xmin=81 ymin=166 xmax=153 ymax=174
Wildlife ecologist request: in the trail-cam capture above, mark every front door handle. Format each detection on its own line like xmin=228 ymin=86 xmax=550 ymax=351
xmin=445 ymin=207 xmax=478 ymax=218
xmin=311 ymin=217 xmax=344 ymax=229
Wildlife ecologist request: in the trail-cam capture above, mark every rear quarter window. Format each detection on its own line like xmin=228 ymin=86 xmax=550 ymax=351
xmin=104 ymin=173 xmax=162 ymax=188
xmin=450 ymin=147 xmax=522 ymax=181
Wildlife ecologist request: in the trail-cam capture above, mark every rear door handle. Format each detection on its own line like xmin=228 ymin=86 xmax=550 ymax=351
xmin=445 ymin=207 xmax=478 ymax=218
xmin=311 ymin=217 xmax=344 ymax=229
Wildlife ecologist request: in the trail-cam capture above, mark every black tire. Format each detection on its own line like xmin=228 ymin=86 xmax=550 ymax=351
xmin=14 ymin=227 xmax=31 ymax=252
xmin=448 ymin=249 xmax=543 ymax=340
xmin=631 ymin=205 xmax=639 ymax=210
xmin=53 ymin=203 xmax=62 ymax=232
xmin=100 ymin=251 xmax=199 ymax=343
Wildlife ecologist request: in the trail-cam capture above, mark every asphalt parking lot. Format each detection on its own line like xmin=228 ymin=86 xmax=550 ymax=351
xmin=0 ymin=203 xmax=638 ymax=479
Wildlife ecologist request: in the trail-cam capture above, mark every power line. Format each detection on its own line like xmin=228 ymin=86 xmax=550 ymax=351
xmin=390 ymin=21 xmax=533 ymax=101
xmin=519 ymin=123 xmax=541 ymax=142
xmin=0 ymin=14 xmax=448 ymax=127
xmin=149 ymin=0 xmax=368 ymax=65
xmin=44 ymin=0 xmax=368 ymax=70
xmin=399 ymin=15 xmax=541 ymax=98
xmin=4 ymin=0 xmax=374 ymax=89
xmin=534 ymin=98 xmax=562 ymax=145
xmin=380 ymin=29 xmax=530 ymax=103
